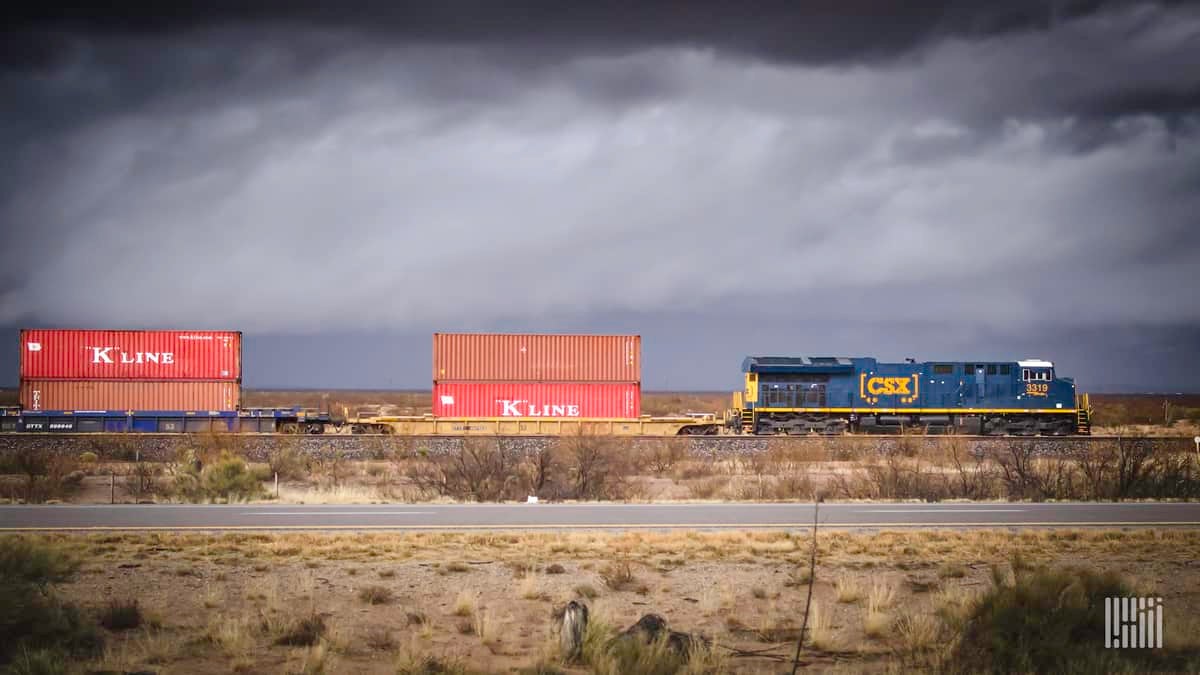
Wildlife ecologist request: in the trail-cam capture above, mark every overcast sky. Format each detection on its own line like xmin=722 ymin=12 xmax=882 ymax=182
xmin=1 ymin=1 xmax=1197 ymax=391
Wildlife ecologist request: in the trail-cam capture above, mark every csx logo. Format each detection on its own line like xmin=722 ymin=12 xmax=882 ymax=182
xmin=860 ymin=373 xmax=920 ymax=404
xmin=865 ymin=377 xmax=913 ymax=395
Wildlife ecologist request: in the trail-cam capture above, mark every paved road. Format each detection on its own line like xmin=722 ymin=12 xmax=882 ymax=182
xmin=2 ymin=502 xmax=1199 ymax=531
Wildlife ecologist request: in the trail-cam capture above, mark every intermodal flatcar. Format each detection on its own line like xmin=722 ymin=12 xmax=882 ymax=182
xmin=729 ymin=356 xmax=1091 ymax=435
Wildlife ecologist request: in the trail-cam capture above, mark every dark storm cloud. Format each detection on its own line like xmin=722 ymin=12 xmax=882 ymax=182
xmin=0 ymin=1 xmax=1144 ymax=66
xmin=0 ymin=1 xmax=1198 ymax=390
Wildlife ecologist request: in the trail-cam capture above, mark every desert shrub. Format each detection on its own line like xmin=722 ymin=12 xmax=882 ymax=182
xmin=60 ymin=471 xmax=86 ymax=491
xmin=7 ymin=647 xmax=69 ymax=675
xmin=78 ymin=452 xmax=98 ymax=465
xmin=310 ymin=448 xmax=352 ymax=489
xmin=993 ymin=442 xmax=1079 ymax=501
xmin=406 ymin=438 xmax=528 ymax=502
xmin=123 ymin=462 xmax=162 ymax=498
xmin=358 ymin=585 xmax=394 ymax=605
xmin=266 ymin=441 xmax=308 ymax=481
xmin=170 ymin=451 xmax=263 ymax=502
xmin=830 ymin=453 xmax=949 ymax=502
xmin=672 ymin=463 xmax=717 ymax=481
xmin=940 ymin=439 xmax=1002 ymax=500
xmin=559 ymin=434 xmax=632 ymax=501
xmin=599 ymin=634 xmax=688 ymax=675
xmin=275 ymin=613 xmax=326 ymax=646
xmin=687 ymin=476 xmax=729 ymax=499
xmin=643 ymin=440 xmax=689 ymax=475
xmin=364 ymin=627 xmax=396 ymax=651
xmin=98 ymin=599 xmax=142 ymax=631
xmin=201 ymin=452 xmax=263 ymax=502
xmin=945 ymin=563 xmax=1187 ymax=673
xmin=0 ymin=538 xmax=101 ymax=665
xmin=599 ymin=561 xmax=638 ymax=592
xmin=2 ymin=450 xmax=82 ymax=503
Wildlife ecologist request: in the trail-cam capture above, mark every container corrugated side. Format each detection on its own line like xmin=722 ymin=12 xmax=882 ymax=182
xmin=20 ymin=380 xmax=241 ymax=412
xmin=18 ymin=329 xmax=241 ymax=380
xmin=432 ymin=382 xmax=640 ymax=418
xmin=433 ymin=333 xmax=640 ymax=382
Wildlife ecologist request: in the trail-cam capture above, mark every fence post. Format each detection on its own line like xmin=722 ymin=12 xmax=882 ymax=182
xmin=110 ymin=471 xmax=115 ymax=504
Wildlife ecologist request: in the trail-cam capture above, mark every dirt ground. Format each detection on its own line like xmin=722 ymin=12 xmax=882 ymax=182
xmin=19 ymin=528 xmax=1200 ymax=673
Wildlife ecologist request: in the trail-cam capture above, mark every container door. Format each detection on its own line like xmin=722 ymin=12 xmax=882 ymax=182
xmin=975 ymin=366 xmax=986 ymax=399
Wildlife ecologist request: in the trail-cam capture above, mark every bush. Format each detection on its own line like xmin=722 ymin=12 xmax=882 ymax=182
xmin=266 ymin=442 xmax=308 ymax=481
xmin=0 ymin=538 xmax=101 ymax=665
xmin=98 ymin=599 xmax=142 ymax=631
xmin=406 ymin=438 xmax=528 ymax=502
xmin=78 ymin=452 xmax=98 ymax=465
xmin=6 ymin=647 xmax=68 ymax=675
xmin=2 ymin=450 xmax=82 ymax=503
xmin=203 ymin=452 xmax=263 ymax=501
xmin=358 ymin=585 xmax=394 ymax=605
xmin=599 ymin=561 xmax=638 ymax=592
xmin=124 ymin=462 xmax=162 ymax=498
xmin=275 ymin=613 xmax=326 ymax=646
xmin=946 ymin=563 xmax=1187 ymax=673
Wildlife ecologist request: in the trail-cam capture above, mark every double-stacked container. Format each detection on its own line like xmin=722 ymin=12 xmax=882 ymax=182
xmin=432 ymin=333 xmax=642 ymax=418
xmin=18 ymin=329 xmax=242 ymax=412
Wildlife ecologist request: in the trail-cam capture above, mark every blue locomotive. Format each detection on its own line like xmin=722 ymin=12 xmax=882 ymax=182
xmin=731 ymin=356 xmax=1090 ymax=435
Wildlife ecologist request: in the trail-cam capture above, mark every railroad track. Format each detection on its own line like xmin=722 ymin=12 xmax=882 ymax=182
xmin=0 ymin=432 xmax=1192 ymax=465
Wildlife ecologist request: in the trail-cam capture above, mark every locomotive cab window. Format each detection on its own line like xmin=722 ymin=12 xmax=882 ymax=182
xmin=987 ymin=365 xmax=997 ymax=375
xmin=1000 ymin=365 xmax=1011 ymax=375
xmin=933 ymin=364 xmax=953 ymax=374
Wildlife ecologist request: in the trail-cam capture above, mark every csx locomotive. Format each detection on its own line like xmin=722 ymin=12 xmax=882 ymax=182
xmin=729 ymin=356 xmax=1090 ymax=435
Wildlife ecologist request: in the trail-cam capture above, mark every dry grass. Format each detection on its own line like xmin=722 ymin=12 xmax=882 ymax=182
xmin=473 ymin=610 xmax=498 ymax=648
xmin=6 ymin=527 xmax=1197 ymax=673
xmin=599 ymin=560 xmax=638 ymax=591
xmin=357 ymin=585 xmax=394 ymax=605
xmin=364 ymin=627 xmax=396 ymax=652
xmin=938 ymin=563 xmax=968 ymax=579
xmin=806 ymin=601 xmax=836 ymax=651
xmin=518 ymin=573 xmax=549 ymax=601
xmin=206 ymin=615 xmax=255 ymax=656
xmin=863 ymin=579 xmax=898 ymax=639
xmin=863 ymin=603 xmax=891 ymax=639
xmin=453 ymin=590 xmax=477 ymax=617
xmin=934 ymin=586 xmax=979 ymax=627
xmin=834 ymin=575 xmax=863 ymax=603
xmin=274 ymin=484 xmax=388 ymax=504
xmin=894 ymin=612 xmax=941 ymax=654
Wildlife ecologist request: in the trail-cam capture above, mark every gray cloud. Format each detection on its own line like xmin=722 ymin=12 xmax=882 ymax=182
xmin=0 ymin=2 xmax=1197 ymax=390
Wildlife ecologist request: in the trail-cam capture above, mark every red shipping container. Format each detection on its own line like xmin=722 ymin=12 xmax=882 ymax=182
xmin=19 ymin=329 xmax=241 ymax=381
xmin=433 ymin=333 xmax=641 ymax=382
xmin=20 ymin=380 xmax=240 ymax=412
xmin=433 ymin=382 xmax=641 ymax=418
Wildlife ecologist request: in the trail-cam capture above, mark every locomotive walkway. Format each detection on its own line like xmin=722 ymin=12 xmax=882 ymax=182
xmin=2 ymin=502 xmax=1199 ymax=531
